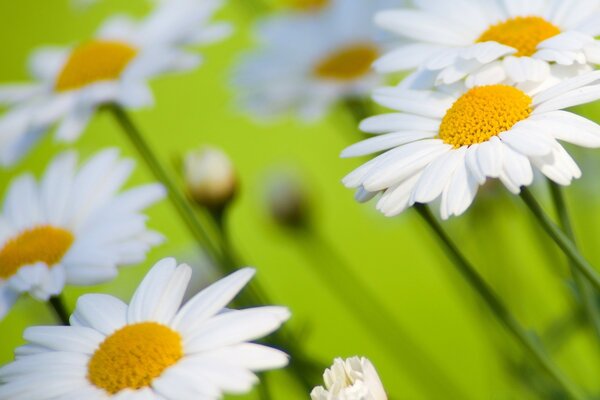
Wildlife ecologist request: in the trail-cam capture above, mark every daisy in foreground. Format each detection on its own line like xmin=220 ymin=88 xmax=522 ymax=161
xmin=311 ymin=357 xmax=387 ymax=400
xmin=0 ymin=259 xmax=290 ymax=400
xmin=0 ymin=149 xmax=164 ymax=319
xmin=232 ymin=0 xmax=394 ymax=121
xmin=343 ymin=71 xmax=600 ymax=219
xmin=374 ymin=0 xmax=600 ymax=87
xmin=0 ymin=0 xmax=230 ymax=166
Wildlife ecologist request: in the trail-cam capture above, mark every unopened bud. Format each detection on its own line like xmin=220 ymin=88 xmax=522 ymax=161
xmin=265 ymin=172 xmax=311 ymax=229
xmin=183 ymin=146 xmax=237 ymax=212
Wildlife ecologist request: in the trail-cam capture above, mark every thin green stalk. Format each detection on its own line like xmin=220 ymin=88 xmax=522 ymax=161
xmin=548 ymin=181 xmax=600 ymax=343
xmin=48 ymin=295 xmax=70 ymax=325
xmin=414 ymin=204 xmax=585 ymax=400
xmin=109 ymin=105 xmax=321 ymax=392
xmin=298 ymin=226 xmax=470 ymax=400
xmin=520 ymin=187 xmax=600 ymax=293
xmin=108 ymin=104 xmax=222 ymax=264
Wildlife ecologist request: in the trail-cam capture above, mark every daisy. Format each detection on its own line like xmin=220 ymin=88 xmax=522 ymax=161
xmin=0 ymin=0 xmax=230 ymax=166
xmin=0 ymin=148 xmax=165 ymax=319
xmin=0 ymin=258 xmax=290 ymax=399
xmin=342 ymin=71 xmax=600 ymax=219
xmin=232 ymin=0 xmax=396 ymax=121
xmin=311 ymin=357 xmax=387 ymax=400
xmin=374 ymin=0 xmax=600 ymax=88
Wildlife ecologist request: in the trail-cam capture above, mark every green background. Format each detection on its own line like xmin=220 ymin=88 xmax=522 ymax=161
xmin=1 ymin=0 xmax=600 ymax=398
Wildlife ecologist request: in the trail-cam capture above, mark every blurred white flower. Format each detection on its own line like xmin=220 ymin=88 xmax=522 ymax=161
xmin=0 ymin=149 xmax=165 ymax=319
xmin=311 ymin=357 xmax=387 ymax=400
xmin=0 ymin=258 xmax=290 ymax=399
xmin=232 ymin=0 xmax=398 ymax=122
xmin=0 ymin=0 xmax=231 ymax=166
xmin=183 ymin=146 xmax=237 ymax=211
xmin=343 ymin=71 xmax=600 ymax=219
xmin=265 ymin=170 xmax=311 ymax=228
xmin=374 ymin=0 xmax=600 ymax=88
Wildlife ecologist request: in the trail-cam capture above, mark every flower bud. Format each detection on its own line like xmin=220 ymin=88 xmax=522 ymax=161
xmin=183 ymin=146 xmax=237 ymax=212
xmin=265 ymin=172 xmax=311 ymax=229
xmin=311 ymin=357 xmax=387 ymax=400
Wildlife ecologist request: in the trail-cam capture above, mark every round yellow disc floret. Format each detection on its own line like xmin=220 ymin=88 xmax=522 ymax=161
xmin=313 ymin=43 xmax=378 ymax=81
xmin=55 ymin=40 xmax=137 ymax=92
xmin=0 ymin=226 xmax=74 ymax=279
xmin=477 ymin=16 xmax=560 ymax=57
xmin=439 ymin=85 xmax=532 ymax=148
xmin=87 ymin=322 xmax=183 ymax=394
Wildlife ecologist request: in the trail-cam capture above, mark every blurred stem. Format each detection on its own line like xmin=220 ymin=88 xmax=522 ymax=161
xmin=548 ymin=181 xmax=600 ymax=344
xmin=48 ymin=295 xmax=69 ymax=325
xmin=414 ymin=204 xmax=585 ymax=400
xmin=520 ymin=187 xmax=600 ymax=294
xmin=108 ymin=104 xmax=223 ymax=264
xmin=207 ymin=207 xmax=322 ymax=393
xmin=296 ymin=225 xmax=470 ymax=400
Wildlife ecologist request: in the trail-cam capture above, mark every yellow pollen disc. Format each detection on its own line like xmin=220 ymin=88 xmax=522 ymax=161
xmin=87 ymin=322 xmax=183 ymax=395
xmin=313 ymin=43 xmax=378 ymax=81
xmin=0 ymin=226 xmax=74 ymax=279
xmin=477 ymin=16 xmax=561 ymax=57
xmin=439 ymin=85 xmax=532 ymax=148
xmin=289 ymin=0 xmax=328 ymax=11
xmin=55 ymin=40 xmax=138 ymax=92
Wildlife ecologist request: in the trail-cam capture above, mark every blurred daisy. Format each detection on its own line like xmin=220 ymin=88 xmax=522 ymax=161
xmin=374 ymin=0 xmax=600 ymax=87
xmin=343 ymin=71 xmax=600 ymax=219
xmin=0 ymin=149 xmax=164 ymax=319
xmin=0 ymin=0 xmax=230 ymax=166
xmin=232 ymin=0 xmax=396 ymax=121
xmin=0 ymin=258 xmax=290 ymax=399
xmin=311 ymin=357 xmax=387 ymax=400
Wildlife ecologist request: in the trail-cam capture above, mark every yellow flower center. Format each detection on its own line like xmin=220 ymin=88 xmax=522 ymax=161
xmin=289 ymin=0 xmax=328 ymax=11
xmin=313 ymin=43 xmax=378 ymax=81
xmin=55 ymin=40 xmax=138 ymax=92
xmin=477 ymin=16 xmax=561 ymax=57
xmin=0 ymin=226 xmax=74 ymax=279
xmin=87 ymin=322 xmax=183 ymax=395
xmin=439 ymin=85 xmax=532 ymax=148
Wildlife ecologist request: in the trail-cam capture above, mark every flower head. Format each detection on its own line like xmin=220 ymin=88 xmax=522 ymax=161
xmin=232 ymin=0 xmax=396 ymax=121
xmin=0 ymin=258 xmax=290 ymax=399
xmin=375 ymin=0 xmax=600 ymax=87
xmin=0 ymin=0 xmax=230 ymax=166
xmin=311 ymin=357 xmax=387 ymax=400
xmin=343 ymin=71 xmax=600 ymax=219
xmin=0 ymin=149 xmax=165 ymax=319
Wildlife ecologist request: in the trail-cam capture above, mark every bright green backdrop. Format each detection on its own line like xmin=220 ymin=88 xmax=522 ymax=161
xmin=2 ymin=1 xmax=600 ymax=398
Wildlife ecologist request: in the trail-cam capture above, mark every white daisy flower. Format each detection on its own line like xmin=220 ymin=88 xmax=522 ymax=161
xmin=0 ymin=148 xmax=165 ymax=319
xmin=311 ymin=357 xmax=387 ymax=400
xmin=0 ymin=258 xmax=290 ymax=399
xmin=0 ymin=0 xmax=231 ymax=166
xmin=232 ymin=0 xmax=397 ymax=121
xmin=342 ymin=71 xmax=600 ymax=219
xmin=374 ymin=0 xmax=600 ymax=88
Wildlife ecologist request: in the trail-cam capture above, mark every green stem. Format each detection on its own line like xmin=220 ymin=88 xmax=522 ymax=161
xmin=520 ymin=187 xmax=600 ymax=293
xmin=108 ymin=104 xmax=222 ymax=264
xmin=547 ymin=181 xmax=600 ymax=343
xmin=414 ymin=204 xmax=585 ymax=400
xmin=48 ymin=295 xmax=70 ymax=325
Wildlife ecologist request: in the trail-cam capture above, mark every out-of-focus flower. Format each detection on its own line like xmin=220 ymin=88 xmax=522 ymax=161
xmin=287 ymin=0 xmax=329 ymax=12
xmin=0 ymin=149 xmax=165 ymax=319
xmin=343 ymin=71 xmax=600 ymax=219
xmin=265 ymin=171 xmax=311 ymax=229
xmin=0 ymin=258 xmax=290 ymax=399
xmin=0 ymin=0 xmax=231 ymax=166
xmin=374 ymin=0 xmax=600 ymax=88
xmin=311 ymin=357 xmax=387 ymax=400
xmin=183 ymin=146 xmax=237 ymax=212
xmin=232 ymin=0 xmax=397 ymax=121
